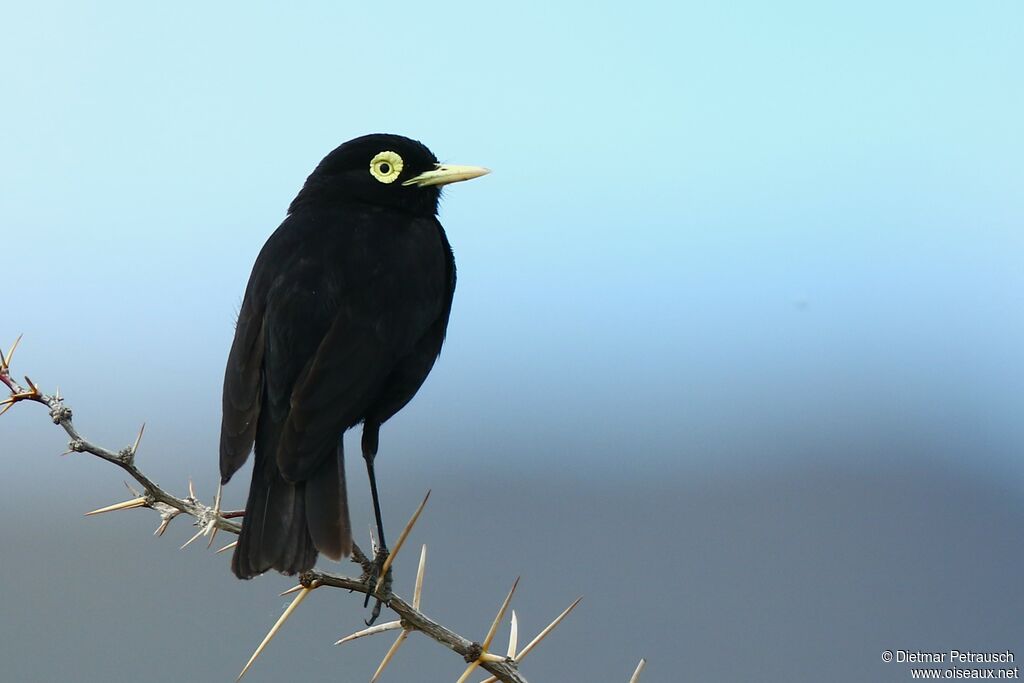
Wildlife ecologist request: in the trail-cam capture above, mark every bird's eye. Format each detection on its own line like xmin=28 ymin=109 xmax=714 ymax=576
xmin=369 ymin=151 xmax=404 ymax=184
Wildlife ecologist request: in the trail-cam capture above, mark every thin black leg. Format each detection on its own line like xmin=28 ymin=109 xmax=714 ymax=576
xmin=362 ymin=451 xmax=388 ymax=622
xmin=365 ymin=453 xmax=387 ymax=552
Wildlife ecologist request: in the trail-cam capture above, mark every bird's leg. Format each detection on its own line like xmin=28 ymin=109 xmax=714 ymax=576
xmin=366 ymin=452 xmax=388 ymax=553
xmin=361 ymin=434 xmax=391 ymax=624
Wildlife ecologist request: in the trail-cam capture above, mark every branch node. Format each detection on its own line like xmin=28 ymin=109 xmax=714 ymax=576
xmin=298 ymin=571 xmax=322 ymax=590
xmin=153 ymin=503 xmax=180 ymax=537
xmin=50 ymin=404 xmax=72 ymax=424
xmin=118 ymin=446 xmax=135 ymax=464
xmin=464 ymin=642 xmax=484 ymax=664
xmin=351 ymin=542 xmax=374 ymax=574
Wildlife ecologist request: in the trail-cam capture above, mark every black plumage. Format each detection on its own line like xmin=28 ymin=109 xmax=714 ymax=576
xmin=219 ymin=134 xmax=487 ymax=579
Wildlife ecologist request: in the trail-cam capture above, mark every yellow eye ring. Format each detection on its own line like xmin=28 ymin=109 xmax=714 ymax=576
xmin=369 ymin=151 xmax=404 ymax=184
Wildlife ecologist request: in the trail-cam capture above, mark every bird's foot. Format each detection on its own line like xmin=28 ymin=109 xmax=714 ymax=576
xmin=362 ymin=545 xmax=393 ymax=625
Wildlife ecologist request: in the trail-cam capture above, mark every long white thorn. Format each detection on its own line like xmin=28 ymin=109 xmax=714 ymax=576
xmin=375 ymin=490 xmax=431 ymax=594
xmin=481 ymin=596 xmax=585 ymax=681
xmin=370 ymin=630 xmax=408 ymax=683
xmin=130 ymin=423 xmax=146 ymax=456
xmin=216 ymin=539 xmax=238 ymax=554
xmin=179 ymin=526 xmax=206 ymax=550
xmin=236 ymin=586 xmax=312 ymax=680
xmin=507 ymin=611 xmax=518 ymax=659
xmin=154 ymin=517 xmax=172 ymax=537
xmin=84 ymin=497 xmax=147 ymax=516
xmin=413 ymin=544 xmax=427 ymax=609
xmin=2 ymin=334 xmax=23 ymax=370
xmin=466 ymin=579 xmax=519 ymax=683
xmin=333 ymin=620 xmax=401 ymax=645
xmin=478 ymin=653 xmax=507 ymax=663
xmin=483 ymin=577 xmax=519 ymax=650
xmin=455 ymin=659 xmax=481 ymax=683
xmin=514 ymin=596 xmax=582 ymax=661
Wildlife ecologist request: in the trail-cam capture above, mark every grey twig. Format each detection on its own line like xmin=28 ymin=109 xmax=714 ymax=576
xmin=301 ymin=569 xmax=528 ymax=683
xmin=0 ymin=352 xmax=239 ymax=536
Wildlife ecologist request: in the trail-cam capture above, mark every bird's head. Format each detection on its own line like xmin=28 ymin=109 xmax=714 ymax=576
xmin=288 ymin=133 xmax=489 ymax=216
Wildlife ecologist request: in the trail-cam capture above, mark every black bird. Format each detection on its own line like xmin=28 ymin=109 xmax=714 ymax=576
xmin=219 ymin=134 xmax=488 ymax=580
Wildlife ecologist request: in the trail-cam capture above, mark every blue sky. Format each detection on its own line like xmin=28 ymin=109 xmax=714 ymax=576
xmin=4 ymin=0 xmax=1020 ymax=480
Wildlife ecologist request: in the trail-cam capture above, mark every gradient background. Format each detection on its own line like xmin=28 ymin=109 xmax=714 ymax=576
xmin=2 ymin=2 xmax=1022 ymax=681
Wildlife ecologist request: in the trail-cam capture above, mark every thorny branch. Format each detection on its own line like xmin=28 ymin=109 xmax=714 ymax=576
xmin=2 ymin=338 xmax=639 ymax=683
xmin=0 ymin=335 xmax=236 ymax=538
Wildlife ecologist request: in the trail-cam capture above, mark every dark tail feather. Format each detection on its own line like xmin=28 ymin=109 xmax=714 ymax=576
xmin=305 ymin=439 xmax=352 ymax=561
xmin=232 ymin=451 xmax=316 ymax=579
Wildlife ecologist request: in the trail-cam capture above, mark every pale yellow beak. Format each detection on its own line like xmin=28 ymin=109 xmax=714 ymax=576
xmin=402 ymin=163 xmax=490 ymax=188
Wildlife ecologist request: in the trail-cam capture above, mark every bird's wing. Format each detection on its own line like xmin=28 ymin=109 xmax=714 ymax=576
xmin=219 ymin=216 xmax=306 ymax=483
xmin=273 ymin=304 xmax=396 ymax=481
xmin=219 ymin=290 xmax=266 ymax=482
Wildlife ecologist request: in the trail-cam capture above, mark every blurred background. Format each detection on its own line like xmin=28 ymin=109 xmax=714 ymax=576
xmin=2 ymin=2 xmax=1022 ymax=681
